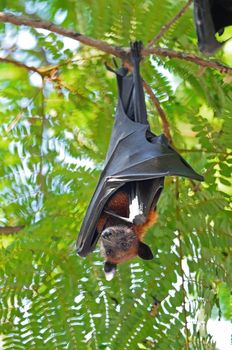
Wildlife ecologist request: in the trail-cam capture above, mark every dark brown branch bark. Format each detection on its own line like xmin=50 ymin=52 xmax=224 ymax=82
xmin=1 ymin=11 xmax=232 ymax=144
xmin=144 ymin=47 xmax=232 ymax=75
xmin=0 ymin=225 xmax=24 ymax=234
xmin=143 ymin=80 xmax=172 ymax=143
xmin=1 ymin=53 xmax=172 ymax=142
xmin=0 ymin=12 xmax=127 ymax=59
xmin=0 ymin=56 xmax=39 ymax=73
xmin=1 ymin=12 xmax=232 ymax=76
xmin=147 ymin=0 xmax=193 ymax=48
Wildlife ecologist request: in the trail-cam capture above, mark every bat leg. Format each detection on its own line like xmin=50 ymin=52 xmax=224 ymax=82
xmin=103 ymin=209 xmax=133 ymax=224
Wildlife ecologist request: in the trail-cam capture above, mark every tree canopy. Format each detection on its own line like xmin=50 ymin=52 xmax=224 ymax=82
xmin=0 ymin=1 xmax=231 ymax=349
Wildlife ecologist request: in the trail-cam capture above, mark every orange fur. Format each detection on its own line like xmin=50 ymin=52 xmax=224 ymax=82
xmin=134 ymin=210 xmax=158 ymax=240
xmin=106 ymin=243 xmax=138 ymax=265
xmin=107 ymin=191 xmax=129 ymax=216
xmin=98 ymin=191 xmax=157 ymax=263
xmin=101 ymin=190 xmax=157 ymax=241
xmin=96 ymin=191 xmax=128 ymax=233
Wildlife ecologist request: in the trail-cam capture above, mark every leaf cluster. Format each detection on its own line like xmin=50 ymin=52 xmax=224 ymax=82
xmin=0 ymin=0 xmax=231 ymax=349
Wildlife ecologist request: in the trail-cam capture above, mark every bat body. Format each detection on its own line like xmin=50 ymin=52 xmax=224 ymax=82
xmin=76 ymin=42 xmax=204 ymax=279
xmin=194 ymin=0 xmax=232 ymax=53
xmin=97 ymin=188 xmax=157 ymax=279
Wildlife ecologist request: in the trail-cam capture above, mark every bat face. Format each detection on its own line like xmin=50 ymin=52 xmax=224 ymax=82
xmin=100 ymin=225 xmax=138 ymax=265
xmin=100 ymin=223 xmax=154 ymax=280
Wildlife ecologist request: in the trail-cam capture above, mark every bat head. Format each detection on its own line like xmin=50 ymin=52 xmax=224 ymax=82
xmin=100 ymin=225 xmax=153 ymax=280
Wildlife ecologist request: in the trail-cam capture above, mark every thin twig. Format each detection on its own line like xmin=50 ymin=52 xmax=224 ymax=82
xmin=1 ymin=53 xmax=172 ymax=141
xmin=0 ymin=56 xmax=39 ymax=73
xmin=6 ymin=113 xmax=23 ymax=132
xmin=143 ymin=47 xmax=232 ymax=75
xmin=50 ymin=74 xmax=91 ymax=101
xmin=38 ymin=53 xmax=106 ymax=74
xmin=0 ymin=12 xmax=127 ymax=59
xmin=143 ymin=80 xmax=172 ymax=143
xmin=147 ymin=0 xmax=193 ymax=48
xmin=0 ymin=226 xmax=24 ymax=234
xmin=38 ymin=77 xmax=46 ymax=194
xmin=175 ymin=178 xmax=190 ymax=350
xmin=1 ymin=12 xmax=232 ymax=143
xmin=0 ymin=56 xmax=91 ymax=101
xmin=1 ymin=12 xmax=232 ymax=76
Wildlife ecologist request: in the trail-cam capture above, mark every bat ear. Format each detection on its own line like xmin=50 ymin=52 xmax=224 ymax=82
xmin=104 ymin=262 xmax=117 ymax=281
xmin=138 ymin=242 xmax=153 ymax=260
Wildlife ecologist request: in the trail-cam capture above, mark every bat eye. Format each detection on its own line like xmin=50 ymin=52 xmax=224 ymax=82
xmin=106 ymin=249 xmax=113 ymax=256
xmin=121 ymin=242 xmax=129 ymax=250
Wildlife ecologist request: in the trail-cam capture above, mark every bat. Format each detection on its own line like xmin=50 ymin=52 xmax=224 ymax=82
xmin=76 ymin=41 xmax=204 ymax=280
xmin=194 ymin=0 xmax=232 ymax=53
xmin=97 ymin=188 xmax=159 ymax=280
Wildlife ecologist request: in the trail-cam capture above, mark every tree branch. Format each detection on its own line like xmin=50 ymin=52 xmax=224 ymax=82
xmin=0 ymin=56 xmax=39 ymax=73
xmin=147 ymin=0 xmax=193 ymax=48
xmin=0 ymin=225 xmax=24 ymax=235
xmin=143 ymin=80 xmax=172 ymax=143
xmin=1 ymin=12 xmax=232 ymax=76
xmin=0 ymin=12 xmax=127 ymax=59
xmin=1 ymin=52 xmax=172 ymax=142
xmin=1 ymin=11 xmax=232 ymax=144
xmin=143 ymin=47 xmax=232 ymax=75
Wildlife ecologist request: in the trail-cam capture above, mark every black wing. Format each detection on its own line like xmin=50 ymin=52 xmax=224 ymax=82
xmin=76 ymin=42 xmax=204 ymax=257
xmin=194 ymin=0 xmax=232 ymax=53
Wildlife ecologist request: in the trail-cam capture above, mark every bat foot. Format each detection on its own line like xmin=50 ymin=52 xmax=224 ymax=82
xmin=130 ymin=41 xmax=143 ymax=60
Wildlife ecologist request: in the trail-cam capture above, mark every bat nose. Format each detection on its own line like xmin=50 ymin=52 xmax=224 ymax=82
xmin=102 ymin=230 xmax=112 ymax=239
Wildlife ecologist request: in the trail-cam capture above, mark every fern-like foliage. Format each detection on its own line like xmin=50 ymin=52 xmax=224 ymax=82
xmin=0 ymin=0 xmax=231 ymax=349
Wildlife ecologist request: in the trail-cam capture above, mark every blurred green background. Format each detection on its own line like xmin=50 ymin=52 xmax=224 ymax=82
xmin=0 ymin=1 xmax=231 ymax=349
